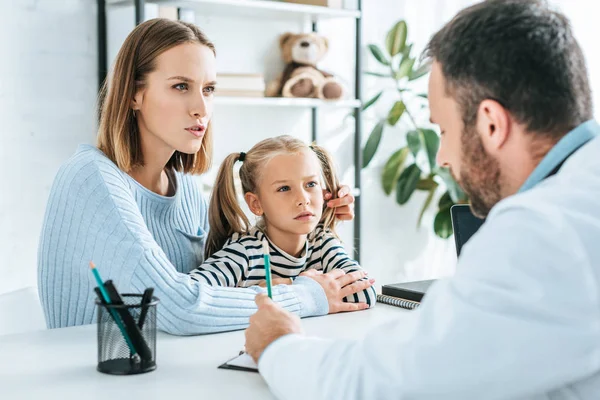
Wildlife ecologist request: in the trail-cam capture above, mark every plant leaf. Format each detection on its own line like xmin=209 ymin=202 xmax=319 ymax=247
xmin=395 ymin=163 xmax=422 ymax=205
xmin=381 ymin=147 xmax=410 ymax=195
xmin=416 ymin=177 xmax=438 ymax=191
xmin=387 ymin=101 xmax=406 ymax=126
xmin=437 ymin=168 xmax=468 ymax=203
xmin=421 ymin=129 xmax=440 ymax=172
xmin=395 ymin=57 xmax=415 ymax=80
xmin=385 ymin=20 xmax=407 ymax=57
xmin=406 ymin=129 xmax=421 ymax=157
xmin=362 ymin=91 xmax=383 ymax=111
xmin=409 ymin=61 xmax=432 ymax=81
xmin=401 ymin=43 xmax=413 ymax=61
xmin=368 ymin=44 xmax=390 ymax=66
xmin=434 ymin=206 xmax=453 ymax=239
xmin=438 ymin=190 xmax=453 ymax=209
xmin=417 ymin=93 xmax=428 ymax=99
xmin=417 ymin=184 xmax=438 ymax=228
xmin=364 ymin=71 xmax=391 ymax=78
xmin=362 ymin=120 xmax=385 ymax=168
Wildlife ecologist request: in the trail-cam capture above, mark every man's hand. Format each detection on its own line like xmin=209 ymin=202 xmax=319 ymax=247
xmin=324 ymin=184 xmax=355 ymax=221
xmin=245 ymin=294 xmax=303 ymax=363
xmin=300 ymin=269 xmax=375 ymax=313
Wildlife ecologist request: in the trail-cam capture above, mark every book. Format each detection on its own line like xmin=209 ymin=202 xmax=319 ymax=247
xmin=376 ymin=279 xmax=435 ymax=310
xmin=282 ymin=0 xmax=343 ymax=8
xmin=376 ymin=294 xmax=420 ymax=310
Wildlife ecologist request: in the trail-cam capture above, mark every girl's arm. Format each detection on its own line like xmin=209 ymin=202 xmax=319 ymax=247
xmin=189 ymin=241 xmax=249 ymax=287
xmin=317 ymin=230 xmax=377 ymax=308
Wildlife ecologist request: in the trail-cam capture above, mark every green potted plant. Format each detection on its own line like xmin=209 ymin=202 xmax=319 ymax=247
xmin=362 ymin=20 xmax=467 ymax=238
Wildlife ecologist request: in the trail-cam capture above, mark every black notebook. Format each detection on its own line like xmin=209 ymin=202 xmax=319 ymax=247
xmin=377 ymin=205 xmax=484 ymax=310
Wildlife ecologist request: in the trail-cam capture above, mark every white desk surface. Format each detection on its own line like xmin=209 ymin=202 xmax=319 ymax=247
xmin=0 ymin=304 xmax=406 ymax=399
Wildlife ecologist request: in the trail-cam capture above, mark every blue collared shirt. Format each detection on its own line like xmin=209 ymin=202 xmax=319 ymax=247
xmin=519 ymin=119 xmax=600 ymax=192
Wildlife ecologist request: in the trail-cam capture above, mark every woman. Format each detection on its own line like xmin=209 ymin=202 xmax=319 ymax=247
xmin=37 ymin=18 xmax=371 ymax=335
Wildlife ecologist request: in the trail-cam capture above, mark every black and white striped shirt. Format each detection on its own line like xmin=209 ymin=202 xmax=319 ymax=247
xmin=190 ymin=226 xmax=376 ymax=306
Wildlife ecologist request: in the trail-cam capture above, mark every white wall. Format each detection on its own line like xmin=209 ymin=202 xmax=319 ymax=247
xmin=1 ymin=0 xmax=598 ymax=295
xmin=0 ymin=0 xmax=97 ymax=295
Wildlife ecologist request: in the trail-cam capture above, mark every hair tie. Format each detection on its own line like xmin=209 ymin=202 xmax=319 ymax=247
xmin=239 ymin=152 xmax=246 ymax=162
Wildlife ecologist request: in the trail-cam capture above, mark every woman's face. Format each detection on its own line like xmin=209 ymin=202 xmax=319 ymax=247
xmin=132 ymin=42 xmax=216 ymax=156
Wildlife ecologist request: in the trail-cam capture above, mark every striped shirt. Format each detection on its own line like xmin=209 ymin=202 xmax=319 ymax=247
xmin=190 ymin=226 xmax=376 ymax=306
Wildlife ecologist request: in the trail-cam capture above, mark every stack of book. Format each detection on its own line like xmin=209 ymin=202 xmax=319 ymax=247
xmin=216 ymin=73 xmax=266 ymax=98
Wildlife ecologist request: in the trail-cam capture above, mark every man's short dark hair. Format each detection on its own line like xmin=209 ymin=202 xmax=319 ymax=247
xmin=424 ymin=0 xmax=593 ymax=139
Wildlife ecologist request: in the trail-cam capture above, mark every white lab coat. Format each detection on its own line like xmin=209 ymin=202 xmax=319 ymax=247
xmin=259 ymin=123 xmax=600 ymax=400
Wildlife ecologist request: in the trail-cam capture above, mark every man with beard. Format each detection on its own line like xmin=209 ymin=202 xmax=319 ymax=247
xmin=243 ymin=0 xmax=600 ymax=399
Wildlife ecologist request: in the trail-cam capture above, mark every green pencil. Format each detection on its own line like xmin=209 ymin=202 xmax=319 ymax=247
xmin=262 ymin=239 xmax=273 ymax=299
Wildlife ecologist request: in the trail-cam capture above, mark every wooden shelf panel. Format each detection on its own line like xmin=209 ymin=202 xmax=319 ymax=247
xmin=107 ymin=0 xmax=361 ymax=21
xmin=214 ymin=96 xmax=361 ymax=108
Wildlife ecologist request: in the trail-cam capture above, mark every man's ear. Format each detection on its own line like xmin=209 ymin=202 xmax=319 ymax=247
xmin=244 ymin=192 xmax=263 ymax=216
xmin=476 ymin=99 xmax=511 ymax=152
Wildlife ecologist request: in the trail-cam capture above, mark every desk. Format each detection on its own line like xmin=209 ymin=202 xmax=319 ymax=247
xmin=0 ymin=304 xmax=406 ymax=399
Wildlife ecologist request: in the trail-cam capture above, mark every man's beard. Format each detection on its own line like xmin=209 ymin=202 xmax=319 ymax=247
xmin=455 ymin=124 xmax=502 ymax=218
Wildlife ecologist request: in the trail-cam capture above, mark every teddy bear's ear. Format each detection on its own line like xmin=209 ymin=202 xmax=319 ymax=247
xmin=279 ymin=32 xmax=295 ymax=49
xmin=320 ymin=36 xmax=329 ymax=51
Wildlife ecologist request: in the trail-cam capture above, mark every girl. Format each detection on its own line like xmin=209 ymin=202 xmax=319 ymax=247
xmin=190 ymin=135 xmax=376 ymax=307
xmin=37 ymin=19 xmax=370 ymax=335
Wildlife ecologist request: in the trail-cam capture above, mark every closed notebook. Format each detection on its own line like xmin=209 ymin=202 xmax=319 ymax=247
xmin=376 ymin=280 xmax=434 ymax=310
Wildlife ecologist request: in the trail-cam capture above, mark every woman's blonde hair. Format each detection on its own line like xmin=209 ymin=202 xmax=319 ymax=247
xmin=204 ymin=135 xmax=341 ymax=259
xmin=97 ymin=18 xmax=215 ymax=174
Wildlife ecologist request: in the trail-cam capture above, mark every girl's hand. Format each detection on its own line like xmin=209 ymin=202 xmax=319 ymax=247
xmin=324 ymin=184 xmax=355 ymax=221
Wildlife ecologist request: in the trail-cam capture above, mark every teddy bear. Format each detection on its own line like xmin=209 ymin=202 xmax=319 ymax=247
xmin=265 ymin=32 xmax=345 ymax=100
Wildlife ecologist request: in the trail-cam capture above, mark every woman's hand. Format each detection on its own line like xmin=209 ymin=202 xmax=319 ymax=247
xmin=324 ymin=184 xmax=355 ymax=221
xmin=300 ymin=269 xmax=374 ymax=313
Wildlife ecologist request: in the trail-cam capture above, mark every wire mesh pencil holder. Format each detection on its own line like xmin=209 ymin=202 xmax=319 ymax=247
xmin=96 ymin=294 xmax=158 ymax=375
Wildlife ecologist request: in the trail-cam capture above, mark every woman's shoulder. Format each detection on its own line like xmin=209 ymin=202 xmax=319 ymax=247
xmin=51 ymin=144 xmax=129 ymax=194
xmin=60 ymin=144 xmax=124 ymax=179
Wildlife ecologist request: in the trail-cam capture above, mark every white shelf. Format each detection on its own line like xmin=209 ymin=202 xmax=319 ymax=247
xmin=107 ymin=0 xmax=360 ymax=21
xmin=214 ymin=96 xmax=361 ymax=108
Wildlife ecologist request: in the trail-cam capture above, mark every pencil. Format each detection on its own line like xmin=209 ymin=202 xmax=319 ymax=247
xmin=262 ymin=239 xmax=273 ymax=299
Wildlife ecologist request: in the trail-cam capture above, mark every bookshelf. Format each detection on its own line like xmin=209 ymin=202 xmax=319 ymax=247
xmin=107 ymin=0 xmax=360 ymax=20
xmin=97 ymin=0 xmax=364 ymax=262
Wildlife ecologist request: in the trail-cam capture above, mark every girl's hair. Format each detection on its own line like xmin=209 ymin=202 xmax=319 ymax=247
xmin=204 ymin=135 xmax=341 ymax=259
xmin=96 ymin=18 xmax=215 ymax=174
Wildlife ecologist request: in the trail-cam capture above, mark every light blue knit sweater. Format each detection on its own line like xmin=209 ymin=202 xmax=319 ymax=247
xmin=37 ymin=145 xmax=328 ymax=334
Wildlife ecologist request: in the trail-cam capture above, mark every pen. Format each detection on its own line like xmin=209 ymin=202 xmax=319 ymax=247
xmin=262 ymin=239 xmax=273 ymax=299
xmin=104 ymin=280 xmax=152 ymax=361
xmin=138 ymin=287 xmax=154 ymax=329
xmin=90 ymin=261 xmax=141 ymax=363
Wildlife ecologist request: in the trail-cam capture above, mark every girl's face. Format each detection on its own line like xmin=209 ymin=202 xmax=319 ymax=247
xmin=246 ymin=150 xmax=325 ymax=238
xmin=132 ymin=42 xmax=216 ymax=157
